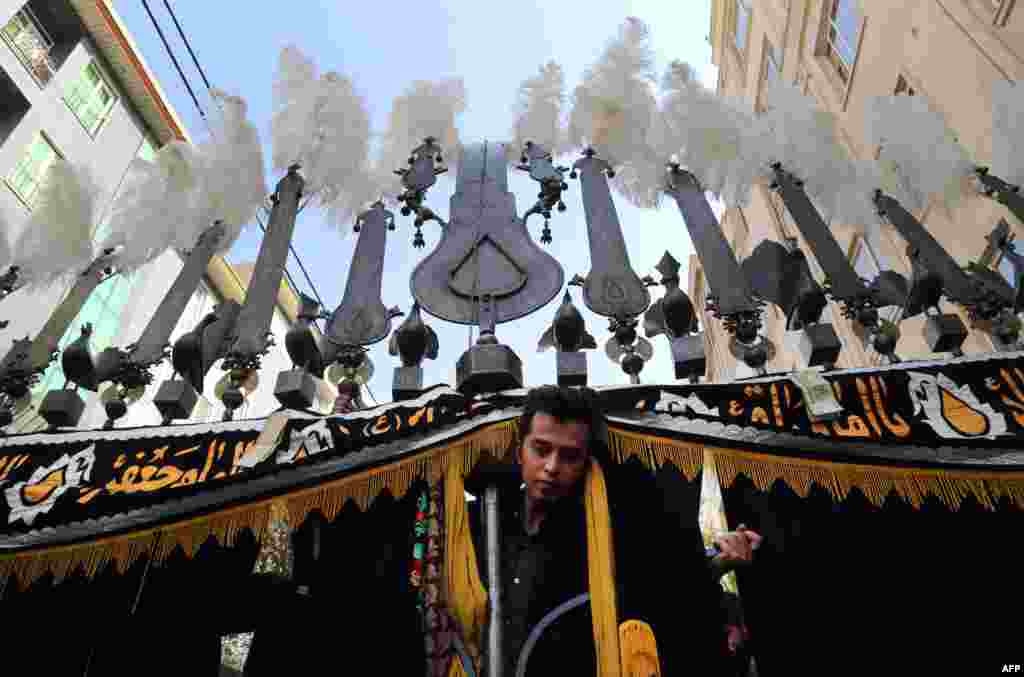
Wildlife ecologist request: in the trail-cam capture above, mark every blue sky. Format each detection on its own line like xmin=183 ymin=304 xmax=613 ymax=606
xmin=112 ymin=0 xmax=719 ymax=403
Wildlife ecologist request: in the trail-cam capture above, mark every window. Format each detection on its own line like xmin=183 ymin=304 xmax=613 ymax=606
xmin=758 ymin=39 xmax=783 ymax=111
xmin=137 ymin=136 xmax=158 ymax=163
xmin=822 ymin=0 xmax=863 ymax=84
xmin=2 ymin=7 xmax=55 ymax=86
xmin=63 ymin=61 xmax=118 ymax=137
xmin=998 ymin=254 xmax=1018 ymax=289
xmin=734 ymin=0 xmax=751 ymax=55
xmin=766 ymin=40 xmax=782 ymax=86
xmin=23 ymin=272 xmax=137 ymax=426
xmin=894 ymin=74 xmax=916 ymax=96
xmin=984 ymin=0 xmax=1016 ymax=26
xmin=851 ymin=236 xmax=880 ymax=281
xmin=6 ymin=132 xmax=60 ymax=208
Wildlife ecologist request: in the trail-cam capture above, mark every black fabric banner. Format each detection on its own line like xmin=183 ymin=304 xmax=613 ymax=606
xmin=3 ymin=353 xmax=1024 ymax=541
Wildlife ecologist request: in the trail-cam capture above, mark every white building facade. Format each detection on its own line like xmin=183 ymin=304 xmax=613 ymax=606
xmin=0 ymin=0 xmax=327 ymax=432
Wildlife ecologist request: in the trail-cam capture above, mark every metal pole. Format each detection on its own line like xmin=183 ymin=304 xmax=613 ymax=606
xmin=484 ymin=485 xmax=503 ymax=677
xmin=82 ymin=534 xmax=157 ymax=677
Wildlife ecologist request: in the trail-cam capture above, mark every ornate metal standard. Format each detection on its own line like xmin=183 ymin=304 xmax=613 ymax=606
xmin=770 ymin=164 xmax=899 ymax=363
xmin=154 ymin=300 xmax=241 ymax=424
xmin=388 ymin=301 xmax=438 ymax=401
xmin=219 ymin=166 xmax=304 ymax=420
xmin=874 ymin=191 xmax=1022 ymax=351
xmin=275 ymin=293 xmax=326 ymax=410
xmin=517 ymin=141 xmax=570 ymax=244
xmin=643 ymin=252 xmax=706 ymax=382
xmin=570 ymin=148 xmax=653 ymax=383
xmin=90 ymin=223 xmax=229 ymax=428
xmin=976 ymin=167 xmax=1024 ymax=227
xmin=321 ymin=200 xmax=403 ymax=402
xmin=742 ymin=239 xmax=841 ymax=370
xmin=411 ymin=140 xmax=563 ymax=394
xmin=664 ymin=164 xmax=770 ymax=375
xmin=396 ymin=137 xmax=447 ymax=249
xmin=0 ymin=251 xmax=117 ymax=430
xmin=537 ymin=289 xmax=596 ymax=386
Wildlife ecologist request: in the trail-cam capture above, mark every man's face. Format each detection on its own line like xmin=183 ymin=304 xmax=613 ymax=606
xmin=518 ymin=412 xmax=590 ymax=503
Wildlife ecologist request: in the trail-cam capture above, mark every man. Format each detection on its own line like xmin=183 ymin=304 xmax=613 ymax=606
xmin=466 ymin=385 xmax=760 ymax=676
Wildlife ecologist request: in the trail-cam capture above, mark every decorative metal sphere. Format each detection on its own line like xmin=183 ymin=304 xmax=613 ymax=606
xmin=222 ymin=386 xmax=245 ymax=411
xmin=742 ymin=343 xmax=769 ymax=370
xmin=871 ymin=331 xmax=898 ymax=356
xmin=622 ymin=353 xmax=644 ymax=375
xmin=104 ymin=396 xmax=127 ymax=422
xmin=857 ymin=306 xmax=879 ymax=327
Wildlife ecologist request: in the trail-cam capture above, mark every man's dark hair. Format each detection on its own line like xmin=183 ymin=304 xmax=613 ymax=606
xmin=519 ymin=386 xmax=608 ymax=460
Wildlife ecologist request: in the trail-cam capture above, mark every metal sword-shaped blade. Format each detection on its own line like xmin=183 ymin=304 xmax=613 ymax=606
xmin=323 ymin=202 xmax=402 ymax=362
xmin=976 ymin=168 xmax=1024 ymax=226
xmin=1 ymin=252 xmax=117 ymax=377
xmin=873 ymin=191 xmax=980 ymax=306
xmin=572 ymin=149 xmax=650 ymax=319
xmin=225 ymin=166 xmax=304 ymax=366
xmin=410 ymin=141 xmax=563 ymax=325
xmin=130 ymin=223 xmax=227 ymax=367
xmin=771 ymin=166 xmax=867 ymax=304
xmin=664 ymin=166 xmax=758 ymax=318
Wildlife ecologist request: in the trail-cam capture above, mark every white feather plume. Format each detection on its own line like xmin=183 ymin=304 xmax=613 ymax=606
xmin=832 ymin=159 xmax=885 ymax=234
xmin=657 ymin=60 xmax=771 ymax=207
xmin=197 ymin=88 xmax=267 ymax=250
xmin=102 ymin=141 xmax=204 ymax=272
xmin=378 ymin=78 xmax=466 ymax=179
xmin=568 ymin=17 xmax=657 ymax=167
xmin=991 ymin=79 xmax=1024 ymax=186
xmin=863 ymin=95 xmax=974 ymax=213
xmin=11 ymin=160 xmax=101 ymax=288
xmin=512 ymin=61 xmax=567 ymax=154
xmin=271 ymin=45 xmax=375 ymax=222
xmin=271 ymin=45 xmax=319 ymax=173
xmin=759 ymin=80 xmax=858 ymax=217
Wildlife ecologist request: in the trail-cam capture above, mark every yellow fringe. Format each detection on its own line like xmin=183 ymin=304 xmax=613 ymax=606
xmin=707 ymin=446 xmax=1024 ymax=511
xmin=0 ymin=419 xmax=519 ymax=590
xmin=605 ymin=427 xmax=1024 ymax=512
xmin=586 ymin=458 xmax=622 ymax=677
xmin=5 ymin=416 xmax=1024 ymax=591
xmin=606 ymin=427 xmax=704 ymax=479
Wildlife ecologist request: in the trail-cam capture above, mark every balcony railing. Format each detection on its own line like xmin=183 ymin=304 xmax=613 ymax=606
xmin=2 ymin=8 xmax=56 ymax=87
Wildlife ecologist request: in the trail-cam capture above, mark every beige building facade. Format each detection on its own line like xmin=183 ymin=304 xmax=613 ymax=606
xmin=695 ymin=0 xmax=1024 ymax=381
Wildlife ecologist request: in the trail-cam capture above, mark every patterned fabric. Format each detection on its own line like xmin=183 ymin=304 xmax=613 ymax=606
xmin=411 ymin=482 xmax=459 ymax=677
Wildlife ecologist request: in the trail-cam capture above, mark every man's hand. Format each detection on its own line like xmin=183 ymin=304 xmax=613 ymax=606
xmin=711 ymin=525 xmax=762 ymax=576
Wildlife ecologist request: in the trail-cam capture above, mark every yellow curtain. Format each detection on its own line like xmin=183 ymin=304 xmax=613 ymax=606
xmin=442 ymin=458 xmax=622 ymax=677
xmin=444 ymin=463 xmax=488 ymax=673
xmin=585 ymin=458 xmax=622 ymax=677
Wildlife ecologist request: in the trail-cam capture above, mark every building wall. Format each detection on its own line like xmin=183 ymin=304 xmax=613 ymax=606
xmin=696 ymin=0 xmax=1024 ymax=381
xmin=0 ymin=1 xmax=151 ymax=352
xmin=0 ymin=0 xmax=314 ymax=431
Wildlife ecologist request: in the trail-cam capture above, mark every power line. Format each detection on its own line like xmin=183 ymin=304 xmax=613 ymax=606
xmin=146 ymin=1 xmax=332 ymax=330
xmin=140 ymin=0 xmax=204 ymax=119
xmin=161 ymin=0 xmax=213 ymax=92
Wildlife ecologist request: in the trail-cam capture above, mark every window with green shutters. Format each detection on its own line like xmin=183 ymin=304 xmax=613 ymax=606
xmin=22 ymin=271 xmax=136 ymax=430
xmin=15 ymin=132 xmax=157 ymax=431
xmin=2 ymin=7 xmax=56 ymax=87
xmin=137 ymin=136 xmax=158 ymax=163
xmin=63 ymin=61 xmax=118 ymax=137
xmin=5 ymin=132 xmax=60 ymax=208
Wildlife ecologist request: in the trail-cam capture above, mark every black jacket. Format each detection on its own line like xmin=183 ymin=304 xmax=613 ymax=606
xmin=467 ymin=462 xmax=729 ymax=676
